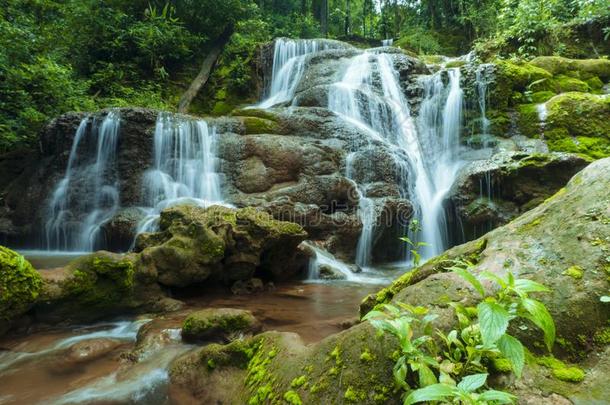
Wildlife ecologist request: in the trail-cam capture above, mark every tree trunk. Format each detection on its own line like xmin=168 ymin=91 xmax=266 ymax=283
xmin=320 ymin=0 xmax=328 ymax=37
xmin=178 ymin=32 xmax=231 ymax=114
xmin=345 ymin=0 xmax=351 ymax=36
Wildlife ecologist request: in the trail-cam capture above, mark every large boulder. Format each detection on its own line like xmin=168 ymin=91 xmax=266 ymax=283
xmin=135 ymin=205 xmax=308 ymax=287
xmin=170 ymin=158 xmax=610 ymax=404
xmin=182 ymin=308 xmax=262 ymax=343
xmin=0 ymin=246 xmax=43 ymax=335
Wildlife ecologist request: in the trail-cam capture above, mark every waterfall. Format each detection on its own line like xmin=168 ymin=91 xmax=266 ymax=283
xmin=327 ymin=52 xmax=463 ymax=264
xmin=258 ymin=38 xmax=343 ymax=108
xmin=44 ymin=111 xmax=121 ymax=251
xmin=475 ymin=65 xmax=492 ymax=139
xmin=381 ymin=39 xmax=393 ymax=47
xmin=255 ymin=40 xmax=466 ymax=267
xmin=136 ymin=112 xmax=225 ymax=235
xmin=417 ymin=69 xmax=464 ymax=257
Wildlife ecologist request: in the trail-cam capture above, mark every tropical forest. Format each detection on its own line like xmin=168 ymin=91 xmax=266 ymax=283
xmin=0 ymin=0 xmax=609 ymax=403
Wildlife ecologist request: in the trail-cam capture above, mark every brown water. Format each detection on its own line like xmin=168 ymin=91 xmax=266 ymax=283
xmin=0 ymin=279 xmax=388 ymax=405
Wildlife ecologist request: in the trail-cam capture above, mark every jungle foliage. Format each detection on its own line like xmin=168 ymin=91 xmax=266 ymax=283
xmin=0 ymin=0 xmax=607 ymax=151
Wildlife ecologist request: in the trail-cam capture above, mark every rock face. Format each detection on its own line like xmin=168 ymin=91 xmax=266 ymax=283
xmin=135 ymin=205 xmax=308 ymax=287
xmin=448 ymin=151 xmax=590 ymax=242
xmin=169 ymin=158 xmax=610 ymax=404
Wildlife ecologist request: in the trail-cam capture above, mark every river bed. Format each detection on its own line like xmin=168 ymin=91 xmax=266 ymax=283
xmin=0 ymin=253 xmax=392 ymax=404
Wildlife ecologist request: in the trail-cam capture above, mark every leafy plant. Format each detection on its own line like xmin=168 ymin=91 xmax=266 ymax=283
xmin=405 ymin=373 xmax=515 ymax=405
xmin=365 ymin=260 xmax=556 ymax=404
xmin=400 ymin=220 xmax=429 ymax=267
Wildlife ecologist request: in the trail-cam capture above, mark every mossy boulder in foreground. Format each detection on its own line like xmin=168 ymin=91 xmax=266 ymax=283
xmin=135 ymin=205 xmax=308 ymax=288
xmin=169 ymin=158 xmax=610 ymax=404
xmin=182 ymin=308 xmax=262 ymax=343
xmin=0 ymin=246 xmax=42 ymax=334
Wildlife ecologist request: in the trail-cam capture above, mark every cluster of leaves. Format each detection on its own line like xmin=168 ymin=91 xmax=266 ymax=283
xmin=364 ymin=261 xmax=556 ymax=404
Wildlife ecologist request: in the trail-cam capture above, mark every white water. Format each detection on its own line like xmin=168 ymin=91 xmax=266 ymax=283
xmin=327 ymin=50 xmax=463 ymax=264
xmin=475 ymin=65 xmax=492 ymax=139
xmin=258 ymin=38 xmax=344 ymax=108
xmin=537 ymin=102 xmax=548 ymax=136
xmin=0 ymin=319 xmax=149 ymax=373
xmin=381 ymin=39 xmax=393 ymax=47
xmin=136 ymin=112 xmax=226 ymax=236
xmin=44 ymin=111 xmax=121 ymax=251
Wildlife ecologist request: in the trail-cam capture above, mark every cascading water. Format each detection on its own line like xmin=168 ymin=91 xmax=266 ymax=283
xmin=475 ymin=65 xmax=492 ymax=140
xmin=44 ymin=111 xmax=121 ymax=251
xmin=258 ymin=38 xmax=344 ymax=108
xmin=136 ymin=112 xmax=225 ymax=235
xmin=327 ymin=51 xmax=463 ymax=264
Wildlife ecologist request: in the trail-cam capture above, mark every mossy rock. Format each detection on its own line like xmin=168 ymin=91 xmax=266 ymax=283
xmin=445 ymin=60 xmax=466 ymax=69
xmin=50 ymin=252 xmax=137 ymax=310
xmin=530 ymin=91 xmax=556 ymax=104
xmin=544 ymin=92 xmax=610 ymax=159
xmin=517 ymin=103 xmax=542 ymax=138
xmin=490 ymin=59 xmax=553 ymax=109
xmin=530 ymin=56 xmax=610 ymax=81
xmin=182 ymin=308 xmax=261 ymax=342
xmin=136 ymin=205 xmax=307 ymax=287
xmin=0 ymin=246 xmax=42 ymax=323
xmin=238 ymin=116 xmax=281 ymax=135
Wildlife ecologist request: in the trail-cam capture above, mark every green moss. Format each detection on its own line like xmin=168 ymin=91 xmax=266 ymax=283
xmin=360 ymin=349 xmax=374 ymax=362
xmin=232 ymin=108 xmax=280 ymax=122
xmin=283 ymin=390 xmax=302 ymax=405
xmin=585 ymin=76 xmax=604 ymax=91
xmin=537 ymin=356 xmax=586 ymax=383
xmin=240 ymin=116 xmax=280 ymax=135
xmin=531 ymin=91 xmax=556 ymax=103
xmin=593 ymin=327 xmax=610 ymax=345
xmin=344 ymin=386 xmax=366 ymax=402
xmin=552 ymin=367 xmax=586 ymax=383
xmin=491 ymin=357 xmax=513 ymax=373
xmin=517 ymin=103 xmax=542 ymax=137
xmin=563 ymin=265 xmax=584 ymax=280
xmin=530 ymin=56 xmax=610 ymax=81
xmin=290 ymin=375 xmax=307 ymax=388
xmin=182 ymin=308 xmax=256 ymax=341
xmin=544 ymin=92 xmax=610 ymax=159
xmin=0 ymin=246 xmax=42 ymax=321
xmin=554 ymin=75 xmax=589 ymax=93
xmin=61 ymin=253 xmax=136 ymax=310
xmin=445 ymin=60 xmax=466 ymax=68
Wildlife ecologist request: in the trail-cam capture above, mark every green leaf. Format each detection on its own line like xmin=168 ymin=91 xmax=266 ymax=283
xmin=362 ymin=310 xmax=386 ymax=321
xmin=497 ymin=334 xmax=525 ymax=378
xmin=457 ymin=373 xmax=488 ymax=392
xmin=522 ymin=298 xmax=556 ymax=351
xmin=514 ymin=278 xmax=550 ymax=294
xmin=403 ymin=383 xmax=455 ymax=405
xmin=480 ymin=271 xmax=508 ymax=289
xmin=478 ymin=301 xmax=510 ymax=345
xmin=478 ymin=389 xmax=517 ymax=403
xmin=451 ymin=266 xmax=485 ymax=297
xmin=418 ymin=364 xmax=438 ymax=387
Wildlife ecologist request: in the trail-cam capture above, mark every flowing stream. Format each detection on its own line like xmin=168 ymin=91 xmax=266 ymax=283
xmin=44 ymin=111 xmax=121 ymax=251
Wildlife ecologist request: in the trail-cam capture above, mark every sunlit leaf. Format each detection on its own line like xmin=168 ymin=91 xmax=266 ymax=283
xmin=522 ymin=298 xmax=555 ymax=351
xmin=497 ymin=334 xmax=524 ymax=378
xmin=478 ymin=301 xmax=510 ymax=345
xmin=457 ymin=373 xmax=488 ymax=392
xmin=403 ymin=383 xmax=455 ymax=405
